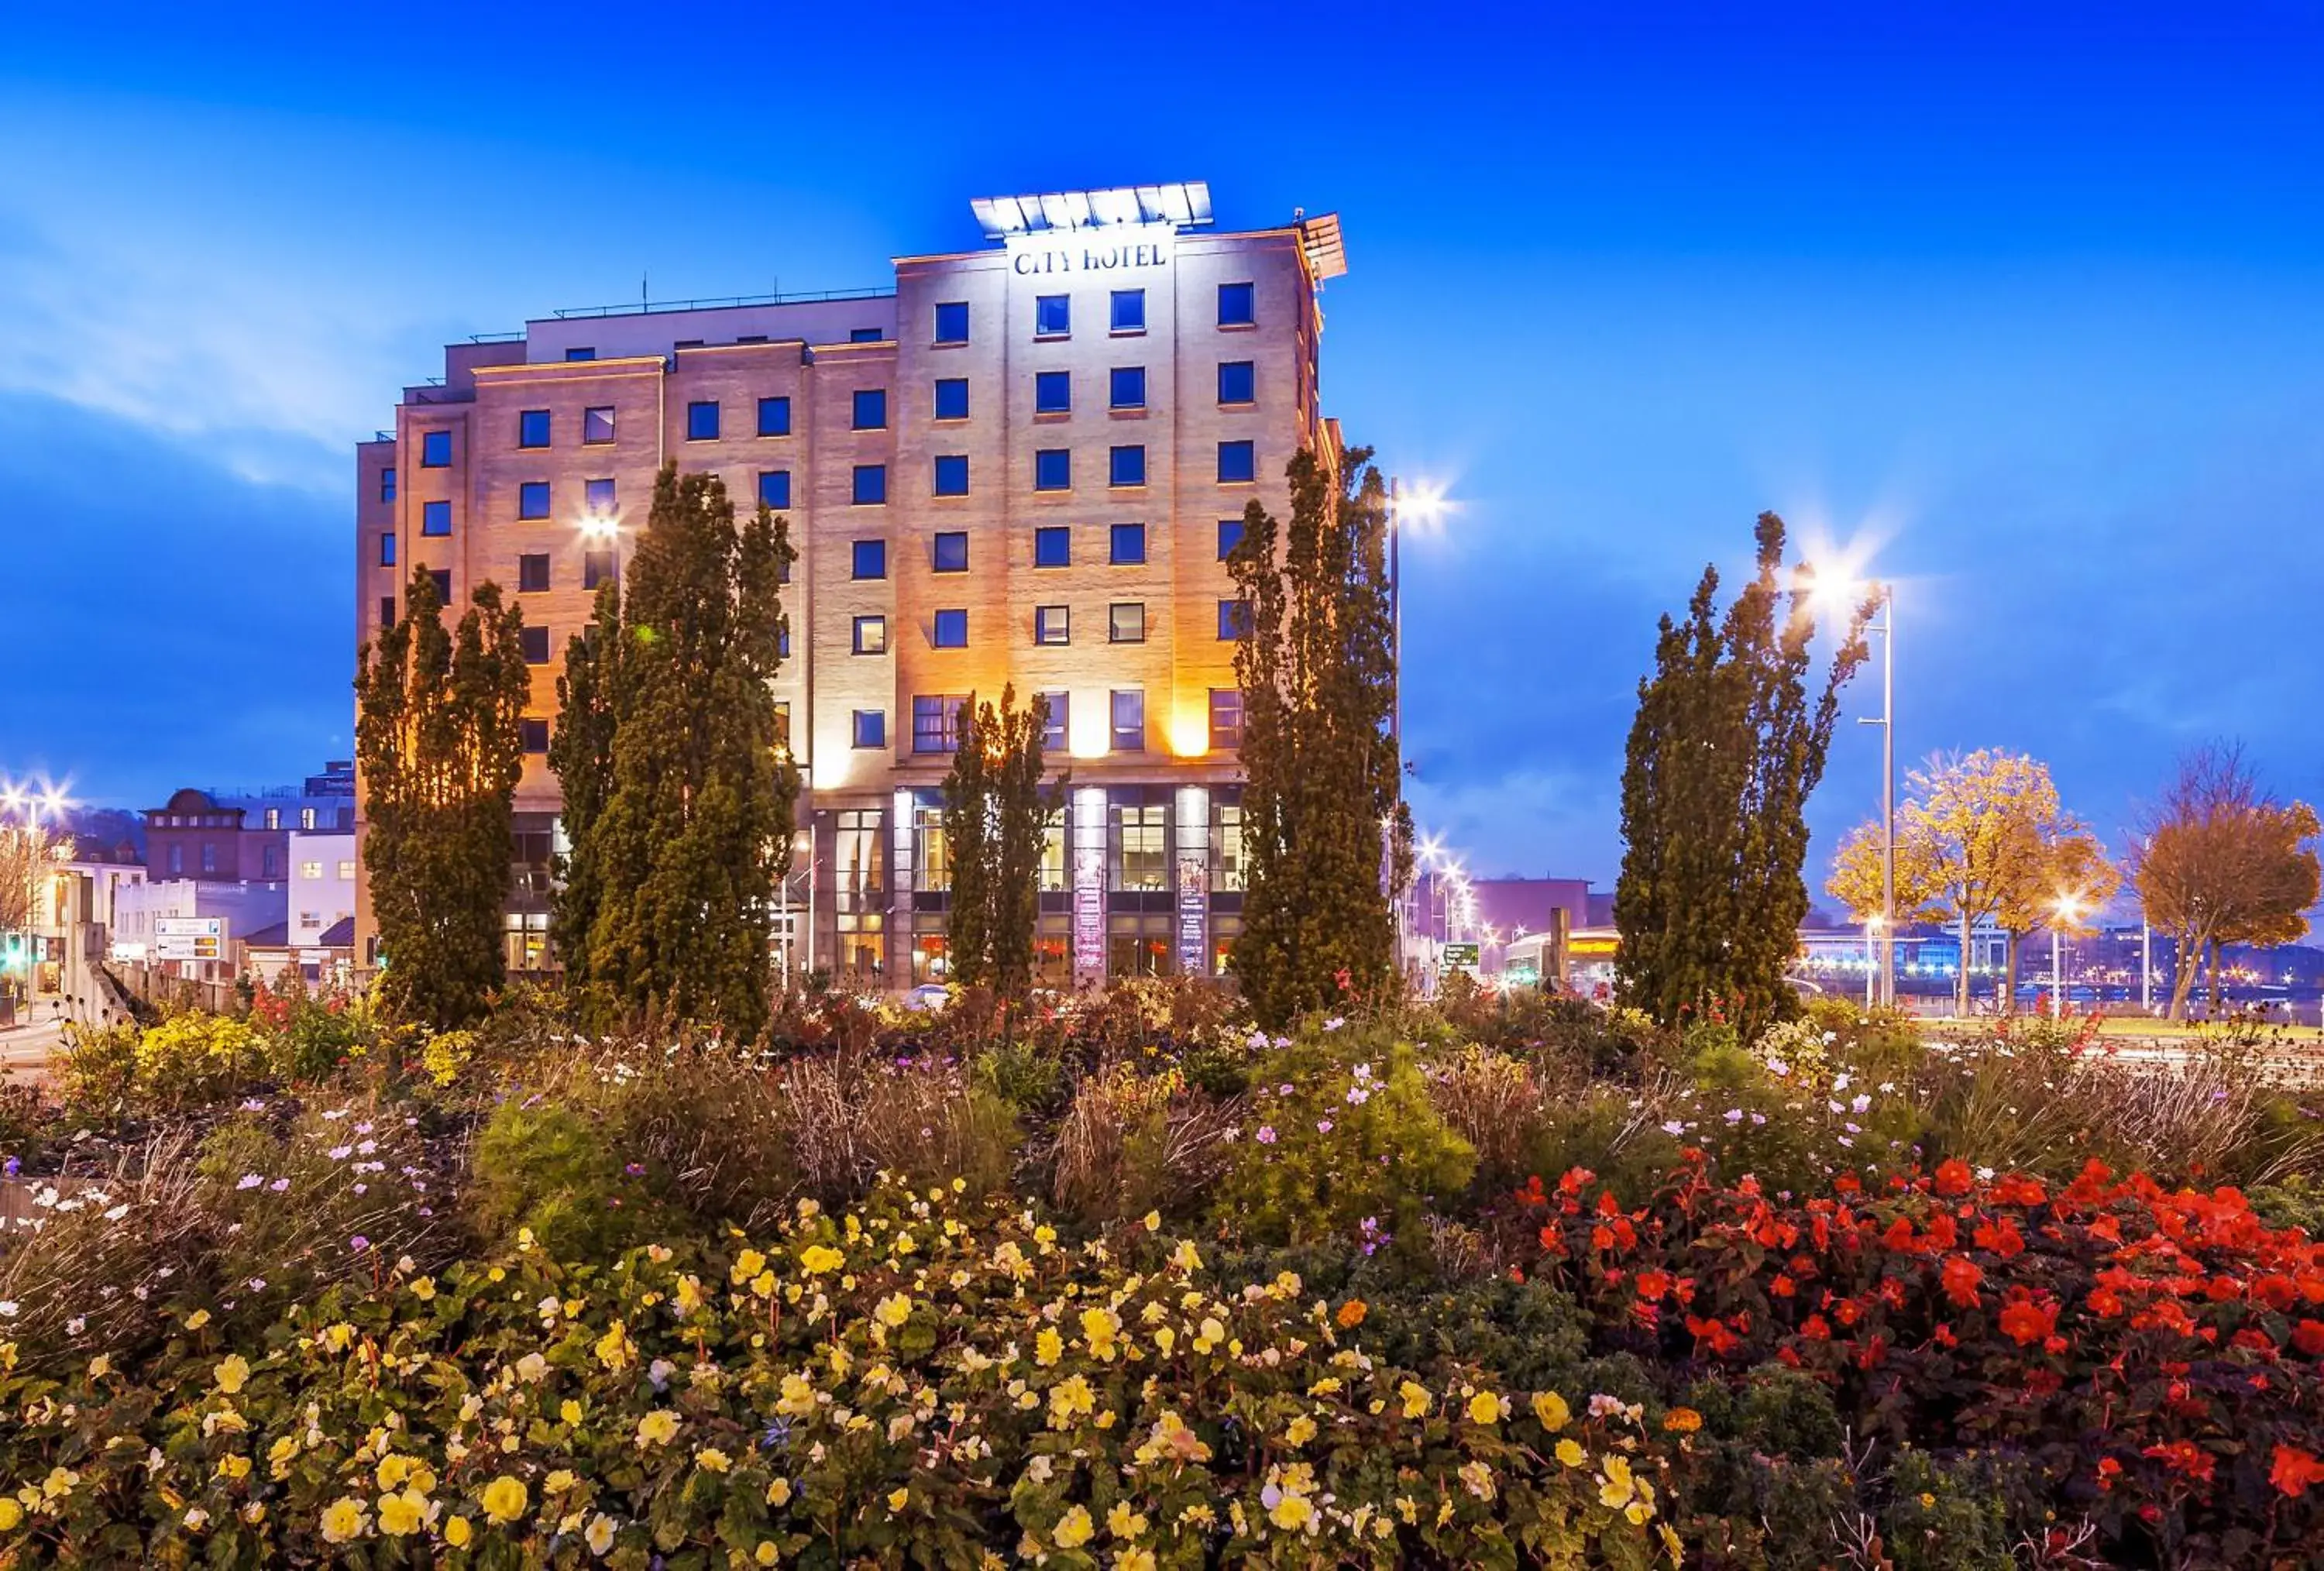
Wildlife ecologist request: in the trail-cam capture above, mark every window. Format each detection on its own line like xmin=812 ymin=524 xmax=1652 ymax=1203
xmin=1110 ymin=689 xmax=1144 ymax=751
xmin=1217 ymin=517 xmax=1245 ymax=559
xmin=1210 ymin=688 xmax=1245 ymax=749
xmin=758 ymin=470 xmax=792 ymax=510
xmin=933 ymin=378 xmax=968 ymax=420
xmin=521 ymin=718 xmax=550 ymax=755
xmin=1110 ymin=522 xmax=1146 ymax=564
xmin=519 ymin=553 xmax=550 ymax=593
xmin=583 ymin=405 xmax=616 ymax=443
xmin=579 ymin=478 xmax=613 ymax=515
xmin=852 ymin=709 xmax=887 ymax=748
xmin=1218 ymin=280 xmax=1256 ymax=327
xmin=933 ymin=455 xmax=968 ymax=497
xmin=339 ymin=861 xmax=357 ymax=882
xmin=517 ymin=481 xmax=550 ymax=520
xmin=583 ymin=551 xmax=616 ymax=590
xmin=429 ymin=568 xmax=452 ymax=603
xmin=1218 ymin=598 xmax=1252 ymax=640
xmin=1035 ymin=605 xmax=1070 ymax=645
xmin=380 ymin=467 xmax=397 ymax=501
xmin=686 ymin=400 xmax=720 ymax=441
xmin=1110 ymin=366 xmax=1147 ymax=411
xmin=772 ymin=702 xmax=792 ymax=751
xmin=420 ymin=430 xmax=451 ymax=467
xmin=522 ymin=625 xmax=551 ymax=665
xmin=201 ymin=843 xmax=217 ymax=874
xmin=1035 ymin=294 xmax=1071 ymax=336
xmin=932 ymin=609 xmax=968 ymax=648
xmin=264 ymin=809 xmax=280 ymax=830
xmin=1109 ymin=602 xmax=1146 ymax=643
xmin=379 ymin=533 xmax=397 ymax=567
xmin=852 ymin=615 xmax=887 ymax=655
xmin=1109 ymin=444 xmax=1146 ymax=487
xmin=755 ymin=395 xmax=791 ymax=437
xmin=1034 ymin=370 xmax=1071 ymax=414
xmin=848 ymin=325 xmax=883 ymax=343
xmin=1111 ymin=802 xmax=1168 ymax=892
xmin=518 ymin=409 xmax=550 ymax=448
xmin=1111 ymin=288 xmax=1146 ymax=333
xmin=167 ymin=844 xmax=182 ymax=875
xmin=1033 ymin=526 xmax=1071 ymax=568
xmin=1218 ymin=439 xmax=1257 ymax=483
xmin=852 ymin=388 xmax=887 ymax=430
xmin=933 ymin=301 xmax=969 ymax=345
xmin=913 ymin=695 xmax=968 ymax=754
xmin=852 ymin=464 xmax=887 ymax=505
xmin=1039 ymin=693 xmax=1068 ymax=754
xmin=1034 ymin=449 xmax=1071 ymax=491
xmin=932 ymin=531 xmax=968 ymax=572
xmin=380 ymin=596 xmax=396 ymax=630
xmin=851 ymin=538 xmax=887 ymax=579
xmin=565 ymin=346 xmax=596 ymax=362
xmin=1218 ymin=360 xmax=1256 ymax=404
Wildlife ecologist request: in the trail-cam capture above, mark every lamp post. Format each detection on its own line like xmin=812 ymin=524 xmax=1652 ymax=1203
xmin=2051 ymin=895 xmax=2083 ymax=1020
xmin=0 ymin=779 xmax=69 ymax=1006
xmin=1809 ymin=567 xmax=1896 ymax=1009
xmin=1864 ymin=913 xmax=1884 ymax=1007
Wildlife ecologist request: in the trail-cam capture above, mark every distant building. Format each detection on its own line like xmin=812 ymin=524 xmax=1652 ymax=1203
xmin=287 ymin=831 xmax=357 ymax=950
xmin=143 ymin=765 xmax=357 ymax=885
xmin=111 ymin=877 xmax=288 ymax=985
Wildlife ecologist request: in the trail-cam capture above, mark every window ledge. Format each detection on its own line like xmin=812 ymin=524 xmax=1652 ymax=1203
xmin=1109 ymin=407 xmax=1150 ymax=419
xmin=1217 ymin=321 xmax=1258 ymax=332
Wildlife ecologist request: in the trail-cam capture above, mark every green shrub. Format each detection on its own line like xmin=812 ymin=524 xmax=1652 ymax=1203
xmin=972 ymin=1036 xmax=1070 ymax=1116
xmin=468 ymin=1099 xmax=662 ymax=1259
xmin=1524 ymin=1085 xmax=1687 ymax=1203
xmin=130 ymin=1012 xmax=270 ymax=1109
xmin=1049 ymin=1065 xmax=1238 ymax=1226
xmin=1880 ymin=1451 xmax=2015 ymax=1571
xmin=53 ymin=1021 xmax=142 ymax=1118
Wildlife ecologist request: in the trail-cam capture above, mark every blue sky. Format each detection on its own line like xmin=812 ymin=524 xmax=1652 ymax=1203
xmin=3 ymin=2 xmax=2321 ymax=895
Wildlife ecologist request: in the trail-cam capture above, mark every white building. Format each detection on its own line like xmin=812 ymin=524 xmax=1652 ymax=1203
xmin=111 ymin=878 xmax=287 ymax=984
xmin=288 ymin=832 xmax=357 ymax=948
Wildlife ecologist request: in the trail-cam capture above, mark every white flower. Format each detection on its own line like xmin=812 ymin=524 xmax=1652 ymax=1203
xmin=103 ymin=1205 xmax=129 ymax=1222
xmin=1660 ymin=1120 xmax=1685 ymax=1136
xmin=0 ymin=1301 xmax=19 ymax=1318
xmin=1322 ymin=1016 xmax=1346 ymax=1031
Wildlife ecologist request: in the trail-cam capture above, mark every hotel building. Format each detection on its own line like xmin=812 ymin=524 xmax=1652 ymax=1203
xmin=355 ymin=183 xmax=1349 ymax=988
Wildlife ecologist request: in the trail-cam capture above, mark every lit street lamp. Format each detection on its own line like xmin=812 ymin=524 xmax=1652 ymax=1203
xmin=2051 ymin=894 xmax=2084 ymax=1019
xmin=1810 ymin=564 xmax=1896 ymax=1009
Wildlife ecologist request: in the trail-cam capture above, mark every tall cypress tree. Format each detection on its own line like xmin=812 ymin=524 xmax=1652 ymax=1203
xmin=937 ymin=696 xmax=995 ymax=991
xmin=557 ymin=463 xmax=797 ymax=1037
xmin=1227 ymin=445 xmax=1410 ymax=1026
xmin=354 ymin=566 xmax=529 ymax=1030
xmin=546 ymin=580 xmax=620 ymax=991
xmin=939 ymin=686 xmax=1061 ymax=999
xmin=1614 ymin=512 xmax=1868 ymax=1038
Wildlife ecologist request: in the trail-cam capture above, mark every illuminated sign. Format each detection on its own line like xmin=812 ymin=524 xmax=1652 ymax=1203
xmin=1071 ymin=788 xmax=1107 ymax=985
xmin=1008 ymin=224 xmax=1176 ymax=278
xmin=1441 ymin=941 xmax=1480 ymax=971
xmin=155 ymin=916 xmax=224 ymax=961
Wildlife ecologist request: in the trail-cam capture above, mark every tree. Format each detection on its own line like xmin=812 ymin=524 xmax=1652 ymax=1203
xmin=354 ymin=565 xmax=529 ymax=1030
xmin=2133 ymin=744 xmax=2322 ymax=1019
xmin=545 ymin=580 xmax=621 ymax=991
xmin=1616 ymin=512 xmax=1869 ymax=1038
xmin=1227 ymin=445 xmax=1410 ymax=1026
xmin=1992 ymin=820 xmax=2119 ymax=1002
xmin=938 ymin=686 xmax=1064 ymax=1002
xmin=0 ymin=820 xmax=67 ymax=937
xmin=555 ymin=463 xmax=798 ymax=1038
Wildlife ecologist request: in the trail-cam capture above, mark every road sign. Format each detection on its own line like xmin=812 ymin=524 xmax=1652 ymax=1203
xmin=1441 ymin=941 xmax=1480 ymax=970
xmin=155 ymin=916 xmax=225 ymax=962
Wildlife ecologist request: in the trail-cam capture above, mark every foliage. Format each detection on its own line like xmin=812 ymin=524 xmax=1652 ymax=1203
xmin=938 ymin=685 xmax=1064 ymax=1002
xmin=1228 ymin=446 xmax=1411 ymax=1026
xmin=1615 ymin=512 xmax=1869 ymax=1039
xmin=467 ymin=1099 xmax=664 ymax=1261
xmin=0 ymin=820 xmax=66 ymax=937
xmin=51 ymin=1022 xmax=142 ymax=1117
xmin=555 ymin=463 xmax=800 ymax=1039
xmin=128 ymin=1012 xmax=269 ymax=1110
xmin=1047 ymin=1064 xmax=1239 ymax=1227
xmin=354 ymin=565 xmax=530 ymax=1030
xmin=546 ymin=576 xmax=624 ymax=995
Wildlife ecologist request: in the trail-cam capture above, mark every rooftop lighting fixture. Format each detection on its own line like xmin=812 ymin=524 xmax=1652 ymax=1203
xmin=970 ymin=182 xmax=1214 ymax=239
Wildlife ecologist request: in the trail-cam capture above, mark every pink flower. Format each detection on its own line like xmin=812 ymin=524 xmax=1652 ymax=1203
xmin=1316 ymin=1119 xmax=1334 ymax=1134
xmin=1257 ymin=1126 xmax=1277 ymax=1145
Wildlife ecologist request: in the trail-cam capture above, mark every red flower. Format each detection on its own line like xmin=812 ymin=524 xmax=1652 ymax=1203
xmin=1933 ymin=1158 xmax=1975 ymax=1197
xmin=1999 ymin=1294 xmax=2058 ymax=1347
xmin=2293 ymin=1319 xmax=2324 ymax=1356
xmin=1634 ymin=1270 xmax=1672 ymax=1301
xmin=1941 ymin=1255 xmax=1983 ymax=1308
xmin=2272 ymin=1446 xmax=2324 ymax=1499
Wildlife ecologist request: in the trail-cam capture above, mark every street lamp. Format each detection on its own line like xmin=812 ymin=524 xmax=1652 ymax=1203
xmin=1863 ymin=913 xmax=1885 ymax=1007
xmin=1809 ymin=565 xmax=1896 ymax=1009
xmin=2051 ymin=894 xmax=2084 ymax=1019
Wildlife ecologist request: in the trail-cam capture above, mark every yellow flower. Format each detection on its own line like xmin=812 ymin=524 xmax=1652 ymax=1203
xmin=1035 ymin=1326 xmax=1064 ymax=1366
xmin=586 ymin=1513 xmax=617 ymax=1555
xmin=318 ymin=1496 xmax=370 ymax=1544
xmin=799 ymin=1244 xmax=844 ymax=1274
xmin=561 ymin=1399 xmax=583 ymax=1425
xmin=1556 ymin=1438 xmax=1587 ymax=1469
xmin=1142 ymin=1210 xmax=1161 ymax=1231
xmin=481 ymin=1474 xmax=529 ymax=1525
xmin=731 ymin=1247 xmax=768 ymax=1284
xmin=1048 ymin=1373 xmax=1097 ymax=1428
xmin=1054 ymin=1505 xmax=1095 ymax=1549
xmin=1459 ymin=1459 xmax=1497 ymax=1501
xmin=1467 ymin=1390 xmax=1505 ymax=1425
xmin=1598 ymin=1454 xmax=1637 ymax=1511
xmin=1283 ymin=1415 xmax=1317 ymax=1447
xmin=217 ymin=1454 xmax=252 ymax=1481
xmin=214 ymin=1355 xmax=251 ymax=1394
xmin=593 ymin=1321 xmax=634 ymax=1371
xmin=410 ymin=1276 xmax=436 ymax=1301
xmin=545 ymin=1470 xmax=577 ymax=1495
xmin=1268 ymin=1492 xmax=1314 ymax=1531
xmin=886 ymin=1487 xmax=909 ymax=1511
xmin=444 ymin=1514 xmax=473 ymax=1548
xmin=636 ymin=1409 xmax=681 ymax=1448
xmin=0 ymin=1498 xmax=21 ymax=1531
xmin=1532 ymin=1391 xmax=1571 ymax=1432
xmin=1106 ymin=1500 xmax=1149 ymax=1539
xmin=184 ymin=1309 xmax=211 ymax=1331
xmin=696 ymin=1449 xmax=732 ymax=1473
xmin=1171 ymin=1239 xmax=1202 ymax=1273
xmin=766 ymin=1477 xmax=793 ymax=1507
xmin=1081 ymin=1306 xmax=1121 ymax=1358
xmin=1398 ymin=1380 xmax=1432 ymax=1418
xmin=1195 ymin=1316 xmax=1226 ymax=1353
xmin=1662 ymin=1406 xmax=1703 ymax=1434
xmin=377 ymin=1489 xmax=428 ymax=1536
xmin=88 ymin=1354 xmax=112 ymax=1379
xmin=875 ymin=1293 xmax=913 ymax=1329
xmin=1118 ymin=1551 xmax=1157 ymax=1571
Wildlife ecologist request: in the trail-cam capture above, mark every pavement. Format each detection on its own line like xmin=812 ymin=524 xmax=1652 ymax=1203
xmin=0 ymin=1004 xmax=70 ymax=1080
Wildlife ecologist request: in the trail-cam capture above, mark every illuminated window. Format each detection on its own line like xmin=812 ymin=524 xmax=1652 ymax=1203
xmin=933 ymin=301 xmax=969 ymax=345
xmin=852 ymin=709 xmax=887 ymax=748
xmin=933 ymin=378 xmax=968 ymax=420
xmin=756 ymin=396 xmax=791 ymax=437
xmin=521 ymin=625 xmax=550 ymax=665
xmin=1035 ymin=294 xmax=1071 ymax=336
xmin=379 ymin=533 xmax=397 ymax=567
xmin=583 ymin=405 xmax=616 ymax=443
xmin=421 ymin=500 xmax=451 ymax=536
xmin=853 ymin=615 xmax=888 ymax=655
xmin=1111 ymin=288 xmax=1146 ymax=333
xmin=585 ymin=477 xmax=616 ymax=512
xmin=1216 ymin=799 xmax=1247 ymax=890
xmin=1110 ymin=366 xmax=1146 ymax=410
xmin=339 ymin=861 xmax=357 ymax=882
xmin=1034 ymin=449 xmax=1071 ymax=491
xmin=520 ymin=719 xmax=550 ymax=755
xmin=583 ymin=552 xmax=614 ymax=590
xmin=932 ymin=609 xmax=968 ymax=648
xmin=1040 ymin=693 xmax=1067 ymax=755
xmin=851 ymin=539 xmax=887 ymax=579
xmin=420 ymin=430 xmax=451 ymax=467
xmin=852 ymin=464 xmax=887 ymax=505
xmin=1218 ymin=440 xmax=1257 ymax=483
xmin=933 ymin=455 xmax=968 ymax=497
xmin=1218 ymin=360 xmax=1255 ymax=404
xmin=932 ymin=531 xmax=968 ymax=572
xmin=1035 ymin=605 xmax=1069 ymax=645
xmin=1034 ymin=526 xmax=1071 ymax=567
xmin=758 ymin=470 xmax=791 ymax=510
xmin=686 ymin=400 xmax=719 ymax=440
xmin=518 ymin=409 xmax=551 ymax=449
xmin=517 ymin=481 xmax=550 ymax=520
xmin=519 ymin=554 xmax=549 ymax=593
xmin=1109 ymin=603 xmax=1145 ymax=644
xmin=1109 ymin=445 xmax=1146 ymax=487
xmin=1035 ymin=370 xmax=1071 ymax=414
xmin=772 ymin=703 xmax=791 ymax=751
xmin=913 ymin=694 xmax=968 ymax=754
xmin=1217 ymin=517 xmax=1245 ymax=559
xmin=1218 ymin=281 xmax=1256 ymax=327
xmin=1109 ymin=522 xmax=1146 ymax=564
xmin=1110 ymin=689 xmax=1145 ymax=752
xmin=1210 ymin=688 xmax=1245 ymax=749
xmin=853 ymin=388 xmax=887 ymax=430
xmin=1217 ymin=599 xmax=1251 ymax=640
xmin=1110 ymin=800 xmax=1167 ymax=889
xmin=201 ymin=843 xmax=217 ymax=874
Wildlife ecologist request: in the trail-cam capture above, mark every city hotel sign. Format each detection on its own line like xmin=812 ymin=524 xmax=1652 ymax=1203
xmin=1006 ymin=223 xmax=1177 ymax=277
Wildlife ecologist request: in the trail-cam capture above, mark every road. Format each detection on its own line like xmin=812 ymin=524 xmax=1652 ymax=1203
xmin=0 ymin=1002 xmax=70 ymax=1080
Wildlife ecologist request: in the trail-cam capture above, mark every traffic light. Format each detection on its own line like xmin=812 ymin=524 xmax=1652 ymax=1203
xmin=0 ymin=934 xmax=23 ymax=973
